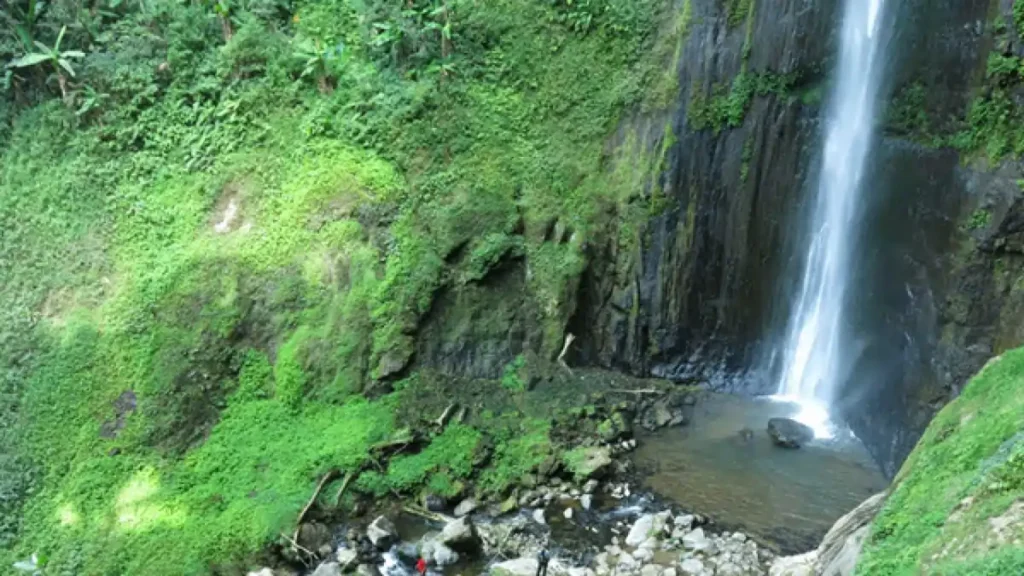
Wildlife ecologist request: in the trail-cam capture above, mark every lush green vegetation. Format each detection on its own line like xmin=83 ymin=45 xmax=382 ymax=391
xmin=887 ymin=9 xmax=1024 ymax=162
xmin=858 ymin=349 xmax=1024 ymax=575
xmin=0 ymin=0 xmax=683 ymax=572
xmin=687 ymin=69 xmax=798 ymax=133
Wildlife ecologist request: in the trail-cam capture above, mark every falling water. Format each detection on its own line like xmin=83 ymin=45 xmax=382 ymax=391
xmin=773 ymin=0 xmax=887 ymax=438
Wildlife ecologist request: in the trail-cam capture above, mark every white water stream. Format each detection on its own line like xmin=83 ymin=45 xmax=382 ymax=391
xmin=772 ymin=0 xmax=887 ymax=438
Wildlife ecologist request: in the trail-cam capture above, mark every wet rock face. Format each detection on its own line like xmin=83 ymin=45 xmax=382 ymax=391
xmin=839 ymin=0 xmax=997 ymax=476
xmin=572 ymin=0 xmax=841 ymax=384
xmin=367 ymin=516 xmax=398 ymax=550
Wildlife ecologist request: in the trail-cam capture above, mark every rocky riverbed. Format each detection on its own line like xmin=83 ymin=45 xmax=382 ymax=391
xmin=248 ymin=474 xmax=778 ymax=576
xmin=244 ymin=386 xmax=888 ymax=576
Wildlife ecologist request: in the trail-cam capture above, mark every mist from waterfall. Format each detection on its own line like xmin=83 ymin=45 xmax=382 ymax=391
xmin=773 ymin=0 xmax=888 ymax=438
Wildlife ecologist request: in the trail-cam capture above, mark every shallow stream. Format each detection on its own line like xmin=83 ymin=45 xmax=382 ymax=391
xmin=633 ymin=393 xmax=888 ymax=553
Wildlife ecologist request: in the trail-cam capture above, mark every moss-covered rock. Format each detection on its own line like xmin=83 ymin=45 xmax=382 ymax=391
xmin=563 ymin=446 xmax=613 ymax=481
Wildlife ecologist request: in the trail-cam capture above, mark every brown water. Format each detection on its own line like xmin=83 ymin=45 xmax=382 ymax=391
xmin=633 ymin=393 xmax=888 ymax=553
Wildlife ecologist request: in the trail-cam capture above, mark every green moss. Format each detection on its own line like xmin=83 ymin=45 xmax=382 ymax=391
xmin=235 ymin=349 xmax=274 ymax=403
xmin=275 ymin=327 xmax=311 ymax=410
xmin=645 ymin=0 xmax=693 ymax=111
xmin=886 ymin=82 xmax=938 ymax=145
xmin=386 ymin=424 xmax=484 ymax=497
xmin=946 ymin=16 xmax=1024 ymax=160
xmin=688 ymin=70 xmax=796 ymax=132
xmin=478 ymin=419 xmax=552 ymax=496
xmin=562 ymin=445 xmax=611 ymax=481
xmin=857 ymin=349 xmax=1024 ymax=574
xmin=501 ymin=354 xmax=529 ymax=392
xmin=1014 ymin=0 xmax=1024 ymax=41
xmin=20 ymin=397 xmax=395 ymax=574
xmin=725 ymin=0 xmax=754 ymax=29
xmin=966 ymin=209 xmax=992 ymax=232
xmin=740 ymin=134 xmax=754 ymax=184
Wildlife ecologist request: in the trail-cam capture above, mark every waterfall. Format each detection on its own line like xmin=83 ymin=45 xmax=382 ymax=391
xmin=773 ymin=0 xmax=887 ymax=438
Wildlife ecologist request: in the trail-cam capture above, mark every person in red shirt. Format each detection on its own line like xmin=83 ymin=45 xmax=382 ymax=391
xmin=416 ymin=557 xmax=427 ymax=575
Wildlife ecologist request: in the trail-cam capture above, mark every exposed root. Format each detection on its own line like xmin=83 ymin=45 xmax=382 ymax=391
xmin=334 ymin=470 xmax=356 ymax=506
xmin=292 ymin=469 xmax=340 ymax=548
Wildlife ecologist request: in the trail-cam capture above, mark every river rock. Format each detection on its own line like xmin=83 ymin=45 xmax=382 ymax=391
xmin=769 ymin=552 xmax=815 ymax=576
xmin=633 ymin=547 xmax=654 ymax=562
xmin=616 ymin=553 xmax=640 ymax=572
xmin=424 ymin=493 xmax=447 ymax=512
xmin=598 ymin=410 xmax=632 ymax=442
xmin=298 ymin=522 xmax=332 ymax=554
xmin=312 ymin=563 xmax=342 ymax=576
xmin=679 ymin=558 xmax=705 ymax=576
xmin=500 ymin=494 xmax=519 ymax=514
xmin=568 ymin=446 xmax=613 ymax=480
xmin=454 ymin=498 xmax=479 ymax=517
xmin=533 ymin=509 xmax=546 ymax=525
xmin=767 ymin=418 xmax=814 ymax=449
xmin=491 ymin=557 xmax=538 ymax=576
xmin=581 ymin=494 xmax=594 ymax=510
xmin=653 ymin=511 xmax=672 ymax=534
xmin=674 ymin=514 xmax=695 ymax=531
xmin=432 ymin=542 xmax=460 ymax=566
xmin=682 ymin=528 xmax=709 ymax=552
xmin=564 ymin=507 xmax=574 ymax=519
xmin=663 ymin=568 xmax=677 ymax=576
xmin=626 ymin=514 xmax=655 ymax=546
xmin=367 ymin=516 xmax=398 ymax=549
xmin=440 ymin=517 xmax=478 ymax=550
xmin=336 ymin=548 xmax=359 ymax=571
xmin=519 ymin=490 xmax=537 ymax=507
xmin=640 ymin=564 xmax=662 ymax=576
xmin=355 ymin=565 xmax=379 ymax=576
xmin=478 ymin=516 xmax=542 ymax=559
xmin=248 ymin=570 xmax=274 ymax=576
xmin=569 ymin=568 xmax=597 ymax=576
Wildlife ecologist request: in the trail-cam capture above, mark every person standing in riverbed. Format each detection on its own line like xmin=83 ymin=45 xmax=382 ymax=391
xmin=535 ymin=546 xmax=550 ymax=576
xmin=416 ymin=557 xmax=427 ymax=576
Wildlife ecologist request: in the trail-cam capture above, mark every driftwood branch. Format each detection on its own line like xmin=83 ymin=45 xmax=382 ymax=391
xmin=607 ymin=388 xmax=664 ymax=395
xmin=433 ymin=403 xmax=457 ymax=428
xmin=334 ymin=470 xmax=356 ymax=506
xmin=281 ymin=531 xmax=316 ymax=561
xmin=402 ymin=505 xmax=454 ymax=524
xmin=370 ymin=432 xmax=415 ymax=455
xmin=557 ymin=333 xmax=576 ymax=374
xmin=291 ymin=469 xmax=340 ymax=548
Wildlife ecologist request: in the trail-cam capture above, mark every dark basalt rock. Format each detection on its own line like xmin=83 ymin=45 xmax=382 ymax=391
xmin=423 ymin=493 xmax=447 ymax=513
xmin=767 ymin=418 xmax=814 ymax=449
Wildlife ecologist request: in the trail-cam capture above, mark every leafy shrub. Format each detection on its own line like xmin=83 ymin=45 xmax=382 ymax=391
xmin=234 ymin=349 xmax=274 ymax=402
xmin=385 ymin=424 xmax=483 ymax=496
xmin=274 ymin=326 xmax=311 ymax=410
xmin=501 ymin=354 xmax=527 ymax=392
xmin=478 ymin=418 xmax=552 ymax=495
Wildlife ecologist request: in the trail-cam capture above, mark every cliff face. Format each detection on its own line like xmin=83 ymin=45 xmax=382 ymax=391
xmin=572 ymin=0 xmax=838 ymax=384
xmin=410 ymin=0 xmax=1023 ymax=476
xmin=570 ymin=0 xmax=1004 ymax=475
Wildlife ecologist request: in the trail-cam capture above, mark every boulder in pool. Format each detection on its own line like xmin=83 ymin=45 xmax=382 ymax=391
xmin=767 ymin=418 xmax=814 ymax=449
